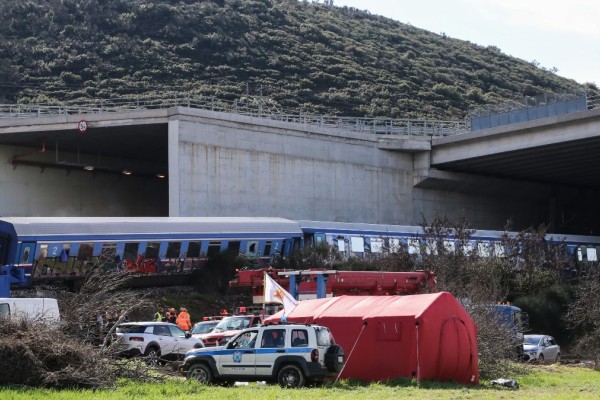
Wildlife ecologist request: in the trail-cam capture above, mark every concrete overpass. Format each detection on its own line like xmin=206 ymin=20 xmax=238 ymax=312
xmin=0 ymin=99 xmax=599 ymax=235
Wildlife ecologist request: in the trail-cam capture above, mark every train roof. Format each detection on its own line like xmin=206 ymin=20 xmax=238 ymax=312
xmin=297 ymin=220 xmax=422 ymax=235
xmin=0 ymin=217 xmax=304 ymax=238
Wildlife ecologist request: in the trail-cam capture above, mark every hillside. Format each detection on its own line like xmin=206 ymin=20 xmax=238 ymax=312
xmin=0 ymin=0 xmax=594 ymax=119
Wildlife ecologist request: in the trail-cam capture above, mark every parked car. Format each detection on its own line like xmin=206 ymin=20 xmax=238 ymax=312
xmin=112 ymin=321 xmax=204 ymax=366
xmin=180 ymin=323 xmax=345 ymax=388
xmin=523 ymin=334 xmax=561 ymax=363
xmin=190 ymin=320 xmax=220 ymax=340
xmin=201 ymin=314 xmax=264 ymax=346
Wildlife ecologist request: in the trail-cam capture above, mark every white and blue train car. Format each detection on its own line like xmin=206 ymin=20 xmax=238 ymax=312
xmin=0 ymin=217 xmax=304 ymax=284
xmin=297 ymin=220 xmax=600 ymax=262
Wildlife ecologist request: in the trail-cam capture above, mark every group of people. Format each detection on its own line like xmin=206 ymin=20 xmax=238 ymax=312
xmin=96 ymin=310 xmax=128 ymax=330
xmin=154 ymin=307 xmax=192 ymax=331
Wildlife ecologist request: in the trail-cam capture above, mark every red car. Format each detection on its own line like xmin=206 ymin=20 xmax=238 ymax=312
xmin=201 ymin=315 xmax=264 ymax=346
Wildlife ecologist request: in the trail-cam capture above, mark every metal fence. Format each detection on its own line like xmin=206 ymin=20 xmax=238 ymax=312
xmin=469 ymin=90 xmax=599 ymax=131
xmin=1 ymin=90 xmax=597 ymax=136
xmin=0 ymin=96 xmax=470 ymax=137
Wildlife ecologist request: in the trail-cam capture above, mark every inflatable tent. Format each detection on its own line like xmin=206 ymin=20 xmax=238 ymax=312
xmin=265 ymin=292 xmax=479 ymax=384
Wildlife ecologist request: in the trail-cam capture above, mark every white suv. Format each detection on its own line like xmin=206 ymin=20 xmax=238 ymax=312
xmin=179 ymin=323 xmax=344 ymax=388
xmin=112 ymin=322 xmax=204 ymax=366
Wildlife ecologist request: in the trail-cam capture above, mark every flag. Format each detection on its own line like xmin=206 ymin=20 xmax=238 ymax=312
xmin=264 ymin=272 xmax=298 ymax=317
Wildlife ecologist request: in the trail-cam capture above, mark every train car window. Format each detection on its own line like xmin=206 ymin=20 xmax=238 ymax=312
xmin=408 ymin=239 xmax=420 ymax=255
xmin=99 ymin=243 xmax=117 ymax=264
xmin=337 ymin=238 xmax=346 ymax=252
xmin=314 ymin=233 xmax=326 ymax=245
xmin=38 ymin=245 xmax=48 ymax=261
xmin=166 ymin=242 xmax=182 ymax=258
xmin=146 ymin=242 xmax=160 ymax=259
xmin=388 ymin=238 xmax=400 ymax=253
xmin=425 ymin=242 xmax=437 ymax=255
xmin=227 ymin=241 xmax=241 ymax=255
xmin=350 ymin=237 xmax=364 ymax=253
xmin=495 ymin=243 xmax=506 ymax=257
xmin=443 ymin=240 xmax=455 ymax=253
xmin=207 ymin=241 xmax=221 ymax=257
xmin=587 ymin=247 xmax=598 ymax=262
xmin=477 ymin=242 xmax=492 ymax=257
xmin=463 ymin=242 xmax=474 ymax=254
xmin=263 ymin=241 xmax=272 ymax=257
xmin=246 ymin=241 xmax=258 ymax=257
xmin=77 ymin=243 xmax=94 ymax=261
xmin=187 ymin=241 xmax=201 ymax=258
xmin=123 ymin=243 xmax=139 ymax=262
xmin=370 ymin=238 xmax=384 ymax=253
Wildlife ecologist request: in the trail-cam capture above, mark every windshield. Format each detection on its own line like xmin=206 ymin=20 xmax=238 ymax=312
xmin=213 ymin=316 xmax=252 ymax=333
xmin=191 ymin=322 xmax=218 ymax=334
xmin=523 ymin=336 xmax=541 ymax=345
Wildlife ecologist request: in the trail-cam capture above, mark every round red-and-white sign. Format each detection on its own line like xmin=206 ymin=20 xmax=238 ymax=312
xmin=77 ymin=119 xmax=88 ymax=133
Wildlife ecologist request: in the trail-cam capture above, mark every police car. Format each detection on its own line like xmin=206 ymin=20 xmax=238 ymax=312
xmin=179 ymin=323 xmax=345 ymax=388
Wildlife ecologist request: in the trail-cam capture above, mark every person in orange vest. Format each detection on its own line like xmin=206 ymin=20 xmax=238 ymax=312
xmin=176 ymin=307 xmax=192 ymax=331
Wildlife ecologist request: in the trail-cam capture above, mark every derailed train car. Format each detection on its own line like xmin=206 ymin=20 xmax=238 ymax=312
xmin=0 ymin=217 xmax=303 ymax=286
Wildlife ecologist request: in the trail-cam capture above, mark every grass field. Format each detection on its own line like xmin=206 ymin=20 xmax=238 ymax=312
xmin=1 ymin=364 xmax=598 ymax=400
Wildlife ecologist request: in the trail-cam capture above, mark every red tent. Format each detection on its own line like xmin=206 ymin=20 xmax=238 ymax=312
xmin=264 ymin=292 xmax=479 ymax=384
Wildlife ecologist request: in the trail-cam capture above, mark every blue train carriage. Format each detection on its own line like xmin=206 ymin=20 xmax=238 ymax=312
xmin=297 ymin=220 xmax=422 ymax=257
xmin=297 ymin=220 xmax=600 ymax=262
xmin=0 ymin=217 xmax=304 ymax=286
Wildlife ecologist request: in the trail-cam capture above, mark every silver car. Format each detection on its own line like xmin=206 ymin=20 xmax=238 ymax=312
xmin=523 ymin=334 xmax=560 ymax=363
xmin=113 ymin=321 xmax=204 ymax=366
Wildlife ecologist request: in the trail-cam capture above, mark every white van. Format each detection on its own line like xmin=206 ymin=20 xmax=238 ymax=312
xmin=0 ymin=298 xmax=60 ymax=322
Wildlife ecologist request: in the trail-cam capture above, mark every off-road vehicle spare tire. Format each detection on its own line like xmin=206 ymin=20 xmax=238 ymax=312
xmin=324 ymin=344 xmax=344 ymax=373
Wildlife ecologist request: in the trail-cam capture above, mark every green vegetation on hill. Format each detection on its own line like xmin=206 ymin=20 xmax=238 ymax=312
xmin=0 ymin=0 xmax=595 ymax=119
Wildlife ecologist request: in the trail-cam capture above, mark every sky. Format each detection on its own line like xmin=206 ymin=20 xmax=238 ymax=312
xmin=332 ymin=0 xmax=600 ymax=86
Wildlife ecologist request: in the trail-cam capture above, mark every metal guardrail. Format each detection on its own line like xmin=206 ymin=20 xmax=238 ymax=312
xmin=0 ymin=96 xmax=470 ymax=137
xmin=1 ymin=90 xmax=596 ymax=136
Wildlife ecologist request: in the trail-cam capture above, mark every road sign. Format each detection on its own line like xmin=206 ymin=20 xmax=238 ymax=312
xmin=77 ymin=119 xmax=88 ymax=133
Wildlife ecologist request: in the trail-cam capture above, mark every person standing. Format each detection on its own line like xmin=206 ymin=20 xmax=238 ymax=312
xmin=168 ymin=308 xmax=177 ymax=324
xmin=154 ymin=308 xmax=163 ymax=322
xmin=176 ymin=307 xmax=192 ymax=331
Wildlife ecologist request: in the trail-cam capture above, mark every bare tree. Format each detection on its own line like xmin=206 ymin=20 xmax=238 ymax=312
xmin=566 ymin=267 xmax=600 ymax=369
xmin=0 ymin=270 xmax=160 ymax=389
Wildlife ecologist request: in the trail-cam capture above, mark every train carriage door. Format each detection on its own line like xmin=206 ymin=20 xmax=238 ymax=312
xmin=18 ymin=242 xmax=35 ymax=267
xmin=0 ymin=234 xmax=10 ymax=265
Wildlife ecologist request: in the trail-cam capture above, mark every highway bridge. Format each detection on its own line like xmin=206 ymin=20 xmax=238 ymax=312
xmin=0 ymin=92 xmax=599 ymax=235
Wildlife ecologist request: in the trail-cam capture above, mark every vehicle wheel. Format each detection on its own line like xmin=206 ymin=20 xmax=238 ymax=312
xmin=324 ymin=345 xmax=345 ymax=373
xmin=144 ymin=347 xmax=161 ymax=367
xmin=538 ymin=353 xmax=544 ymax=363
xmin=277 ymin=365 xmax=305 ymax=389
xmin=555 ymin=353 xmax=561 ymax=363
xmin=187 ymin=364 xmax=213 ymax=384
